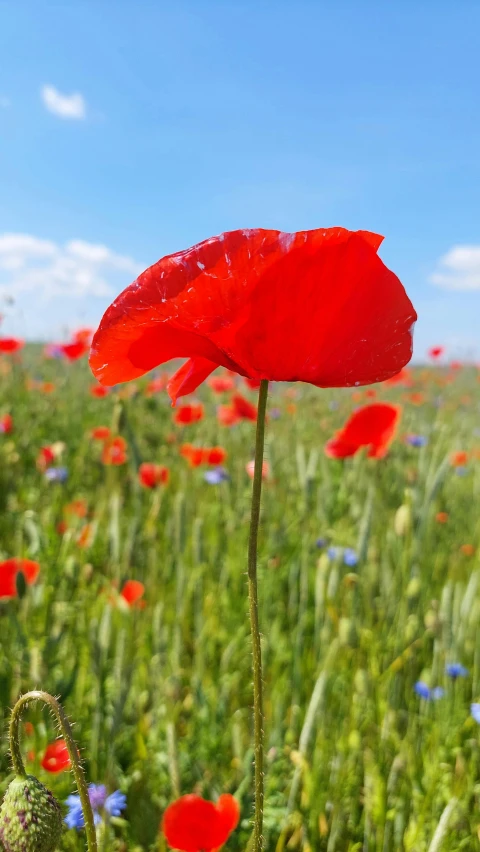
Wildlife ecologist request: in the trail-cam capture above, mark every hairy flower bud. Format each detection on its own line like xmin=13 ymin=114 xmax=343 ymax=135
xmin=0 ymin=774 xmax=63 ymax=852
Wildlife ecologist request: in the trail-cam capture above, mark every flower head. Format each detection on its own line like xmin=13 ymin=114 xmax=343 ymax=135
xmin=471 ymin=703 xmax=480 ymax=724
xmin=44 ymin=467 xmax=68 ymax=483
xmin=414 ymin=681 xmax=444 ymax=701
xmin=0 ymin=337 xmax=24 ymax=354
xmin=162 ymin=793 xmax=240 ymax=852
xmin=325 ymin=403 xmax=401 ymax=459
xmin=174 ymin=403 xmax=204 ymax=425
xmin=406 ymin=434 xmax=428 ymax=447
xmin=0 ymin=413 xmax=13 ymax=433
xmin=65 ymin=784 xmax=126 ymax=830
xmin=120 ymin=579 xmax=145 ymax=607
xmin=101 ymin=436 xmax=127 ymax=465
xmin=204 ymin=468 xmax=230 ymax=485
xmin=428 ymin=346 xmax=444 ymax=360
xmin=446 ymin=663 xmax=468 ymax=679
xmin=0 ymin=558 xmax=40 ymax=599
xmin=90 ymin=228 xmax=416 ymax=403
xmin=138 ymin=462 xmax=170 ymax=488
xmin=41 ymin=739 xmax=70 ymax=774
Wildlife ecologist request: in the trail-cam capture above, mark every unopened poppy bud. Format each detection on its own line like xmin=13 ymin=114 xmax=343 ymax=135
xmin=394 ymin=504 xmax=411 ymax=536
xmin=0 ymin=774 xmax=63 ymax=852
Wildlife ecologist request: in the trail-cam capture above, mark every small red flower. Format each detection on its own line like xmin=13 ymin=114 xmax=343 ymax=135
xmin=162 ymin=793 xmax=240 ymax=852
xmin=246 ymin=459 xmax=270 ymax=479
xmin=73 ymin=327 xmax=94 ymax=344
xmin=41 ymin=382 xmax=56 ymax=394
xmin=64 ymin=499 xmax=88 ymax=518
xmin=90 ymin=384 xmax=110 ymax=398
xmin=232 ymin=393 xmax=257 ymax=422
xmin=0 ymin=337 xmax=24 ymax=354
xmin=0 ymin=558 xmax=40 ymax=599
xmin=102 ymin=436 xmax=127 ymax=465
xmin=206 ymin=447 xmax=227 ymax=466
xmin=383 ymin=367 xmax=412 ymax=386
xmin=37 ymin=445 xmax=56 ymax=471
xmin=59 ymin=340 xmax=89 ymax=361
xmin=216 ymin=405 xmax=240 ymax=427
xmin=325 ymin=403 xmax=401 ymax=459
xmin=91 ymin=426 xmax=111 ymax=441
xmin=145 ymin=374 xmax=168 ymax=396
xmin=451 ymin=451 xmax=468 ymax=467
xmin=90 ymin=228 xmax=416 ymax=403
xmin=407 ymin=392 xmax=425 ymax=406
xmin=57 ymin=520 xmax=68 ymax=535
xmin=428 ymin=346 xmax=444 ymax=360
xmin=77 ymin=523 xmax=94 ymax=549
xmin=174 ymin=403 xmax=204 ymax=425
xmin=207 ymin=374 xmax=236 ymax=394
xmin=460 ymin=544 xmax=475 ymax=557
xmin=0 ymin=413 xmax=13 ymax=433
xmin=41 ymin=740 xmax=71 ymax=774
xmin=180 ymin=445 xmax=227 ymax=467
xmin=435 ymin=512 xmax=449 ymax=524
xmin=121 ymin=579 xmax=145 ymax=606
xmin=138 ymin=462 xmax=170 ymax=488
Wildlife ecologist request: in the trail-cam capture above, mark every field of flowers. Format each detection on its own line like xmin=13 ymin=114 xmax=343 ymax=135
xmin=1 ymin=345 xmax=480 ymax=851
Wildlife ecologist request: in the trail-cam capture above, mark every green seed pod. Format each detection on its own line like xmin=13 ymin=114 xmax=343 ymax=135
xmin=0 ymin=774 xmax=63 ymax=852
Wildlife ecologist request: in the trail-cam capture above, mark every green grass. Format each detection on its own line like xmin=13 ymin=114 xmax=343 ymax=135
xmin=1 ymin=353 xmax=480 ymax=851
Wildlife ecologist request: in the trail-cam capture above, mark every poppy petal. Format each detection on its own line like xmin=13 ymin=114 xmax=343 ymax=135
xmin=168 ymin=357 xmax=219 ymax=405
xmin=162 ymin=795 xmax=230 ymax=852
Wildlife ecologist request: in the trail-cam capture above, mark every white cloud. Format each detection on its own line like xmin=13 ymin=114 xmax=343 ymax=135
xmin=41 ymin=84 xmax=86 ymax=120
xmin=0 ymin=232 xmax=142 ymax=300
xmin=430 ymin=245 xmax=480 ymax=291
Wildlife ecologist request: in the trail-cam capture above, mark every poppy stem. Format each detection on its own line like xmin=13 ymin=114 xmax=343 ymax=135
xmin=247 ymin=379 xmax=268 ymax=851
xmin=9 ymin=690 xmax=98 ymax=852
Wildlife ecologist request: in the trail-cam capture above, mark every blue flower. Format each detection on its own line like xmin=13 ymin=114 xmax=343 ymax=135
xmin=471 ymin=703 xmax=480 ymax=724
xmin=343 ymin=548 xmax=358 ymax=567
xmin=65 ymin=784 xmax=126 ymax=830
xmin=203 ymin=467 xmax=229 ymax=485
xmin=327 ymin=546 xmax=340 ymax=561
xmin=455 ymin=466 xmax=467 ymax=476
xmin=406 ymin=434 xmax=428 ymax=447
xmin=316 ymin=537 xmax=327 ymax=549
xmin=414 ymin=681 xmax=444 ymax=700
xmin=44 ymin=467 xmax=68 ymax=483
xmin=269 ymin=407 xmax=282 ymax=420
xmin=446 ymin=662 xmax=469 ymax=679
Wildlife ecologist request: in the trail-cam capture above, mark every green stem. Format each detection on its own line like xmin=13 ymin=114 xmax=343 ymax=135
xmin=248 ymin=379 xmax=269 ymax=851
xmin=9 ymin=690 xmax=98 ymax=852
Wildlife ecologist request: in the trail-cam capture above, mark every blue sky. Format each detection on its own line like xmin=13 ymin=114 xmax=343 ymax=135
xmin=1 ymin=2 xmax=479 ymax=360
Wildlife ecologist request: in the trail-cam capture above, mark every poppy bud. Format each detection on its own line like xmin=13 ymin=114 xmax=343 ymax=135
xmin=0 ymin=774 xmax=63 ymax=852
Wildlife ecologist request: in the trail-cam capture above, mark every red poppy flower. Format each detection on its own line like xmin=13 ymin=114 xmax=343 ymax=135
xmin=59 ymin=340 xmax=89 ymax=361
xmin=383 ymin=367 xmax=412 ymax=386
xmin=460 ymin=544 xmax=475 ymax=557
xmin=174 ymin=403 xmax=204 ymax=425
xmin=407 ymin=392 xmax=425 ymax=406
xmin=0 ymin=558 xmax=40 ymax=599
xmin=77 ymin=523 xmax=94 ymax=549
xmin=217 ymin=405 xmax=240 ymax=427
xmin=246 ymin=460 xmax=270 ymax=480
xmin=206 ymin=447 xmax=227 ymax=466
xmin=90 ymin=384 xmax=110 ymax=398
xmin=162 ymin=793 xmax=240 ymax=852
xmin=41 ymin=739 xmax=71 ymax=774
xmin=145 ymin=374 xmax=168 ymax=396
xmin=0 ymin=337 xmax=24 ymax=354
xmin=451 ymin=451 xmax=468 ymax=467
xmin=435 ymin=512 xmax=449 ymax=524
xmin=102 ymin=436 xmax=127 ymax=465
xmin=0 ymin=413 xmax=13 ymax=433
xmin=91 ymin=426 xmax=111 ymax=441
xmin=90 ymin=228 xmax=416 ymax=403
xmin=64 ymin=499 xmax=88 ymax=518
xmin=232 ymin=393 xmax=257 ymax=422
xmin=207 ymin=374 xmax=236 ymax=394
xmin=121 ymin=579 xmax=145 ymax=606
xmin=40 ymin=382 xmax=55 ymax=394
xmin=57 ymin=520 xmax=68 ymax=535
xmin=72 ymin=327 xmax=94 ymax=344
xmin=138 ymin=462 xmax=170 ymax=488
xmin=37 ymin=445 xmax=56 ymax=471
xmin=428 ymin=346 xmax=444 ymax=360
xmin=325 ymin=403 xmax=401 ymax=459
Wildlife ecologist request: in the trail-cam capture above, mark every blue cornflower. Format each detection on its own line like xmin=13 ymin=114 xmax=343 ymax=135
xmin=45 ymin=467 xmax=68 ymax=483
xmin=316 ymin=537 xmax=327 ymax=549
xmin=414 ymin=681 xmax=444 ymax=700
xmin=471 ymin=703 xmax=480 ymax=724
xmin=269 ymin=407 xmax=282 ymax=420
xmin=203 ymin=467 xmax=229 ymax=485
xmin=65 ymin=784 xmax=126 ymax=830
xmin=446 ymin=662 xmax=469 ymax=679
xmin=455 ymin=466 xmax=467 ymax=476
xmin=327 ymin=546 xmax=340 ymax=561
xmin=406 ymin=434 xmax=428 ymax=447
xmin=343 ymin=548 xmax=358 ymax=567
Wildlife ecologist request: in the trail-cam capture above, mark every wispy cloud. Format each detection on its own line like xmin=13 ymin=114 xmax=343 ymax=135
xmin=41 ymin=84 xmax=86 ymax=120
xmin=430 ymin=245 xmax=480 ymax=291
xmin=0 ymin=233 xmax=142 ymax=299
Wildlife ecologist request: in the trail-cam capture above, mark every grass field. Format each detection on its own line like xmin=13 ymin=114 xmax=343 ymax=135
xmin=1 ymin=351 xmax=480 ymax=851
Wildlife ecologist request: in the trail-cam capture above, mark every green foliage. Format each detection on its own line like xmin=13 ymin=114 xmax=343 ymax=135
xmin=1 ymin=355 xmax=480 ymax=850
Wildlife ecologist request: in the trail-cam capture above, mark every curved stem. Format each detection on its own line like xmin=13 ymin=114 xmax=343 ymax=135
xmin=248 ymin=379 xmax=269 ymax=851
xmin=9 ymin=690 xmax=98 ymax=852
